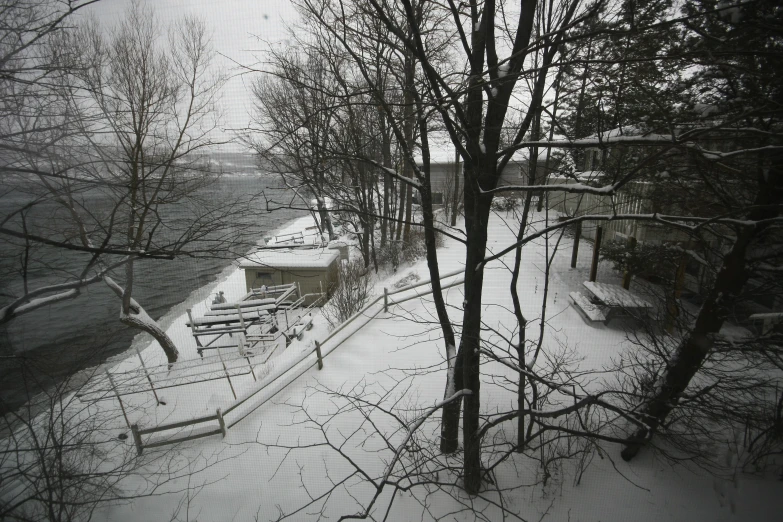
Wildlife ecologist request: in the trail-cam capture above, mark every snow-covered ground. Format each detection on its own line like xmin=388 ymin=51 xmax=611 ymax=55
xmin=83 ymin=210 xmax=781 ymax=521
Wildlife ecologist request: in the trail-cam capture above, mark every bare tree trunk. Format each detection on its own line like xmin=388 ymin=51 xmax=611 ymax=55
xmin=412 ymin=110 xmax=460 ymax=454
xmin=622 ymin=165 xmax=782 ymax=460
xmin=450 ymin=147 xmax=461 ymax=227
xmin=400 ymin=51 xmax=415 ymax=246
xmin=103 ymin=270 xmax=179 ymax=364
xmin=315 ymin=197 xmax=335 ymax=240
xmin=509 ymin=160 xmax=540 ymax=451
xmin=380 ymin=112 xmax=393 ymax=248
xmin=458 ymin=176 xmax=493 ymax=494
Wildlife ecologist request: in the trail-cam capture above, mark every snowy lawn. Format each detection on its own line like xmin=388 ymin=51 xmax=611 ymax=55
xmin=86 ymin=210 xmax=780 ymax=521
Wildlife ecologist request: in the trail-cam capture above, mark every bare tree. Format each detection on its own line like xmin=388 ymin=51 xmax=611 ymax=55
xmin=270 ymin=0 xmax=783 ymax=499
xmin=0 ymin=2 xmax=247 ymax=365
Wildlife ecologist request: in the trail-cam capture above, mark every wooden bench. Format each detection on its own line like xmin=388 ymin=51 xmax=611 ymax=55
xmin=210 ymin=298 xmax=276 ymax=311
xmin=570 ymin=292 xmax=607 ymax=322
xmin=186 ymin=308 xmax=272 ymax=328
xmin=581 ymin=281 xmax=653 ymax=325
xmin=204 ymin=305 xmax=275 ymax=317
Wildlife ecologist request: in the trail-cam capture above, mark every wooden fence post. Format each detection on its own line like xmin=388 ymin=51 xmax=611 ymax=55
xmin=384 ymin=288 xmax=388 ymax=312
xmin=621 ymin=236 xmax=637 ymax=290
xmin=106 ymin=370 xmax=131 ymax=430
xmin=236 ymin=304 xmax=245 ymax=332
xmin=135 ymin=346 xmax=161 ymax=405
xmin=246 ymin=355 xmax=256 ymax=381
xmin=570 ymin=222 xmax=582 ymax=268
xmin=665 ymin=254 xmax=688 ymax=333
xmin=131 ymin=424 xmax=143 ymax=455
xmin=217 ymin=350 xmax=237 ymax=400
xmin=216 ymin=408 xmax=227 ymax=438
xmin=589 ymin=226 xmax=603 ymax=282
xmin=314 ymin=341 xmax=324 ymax=370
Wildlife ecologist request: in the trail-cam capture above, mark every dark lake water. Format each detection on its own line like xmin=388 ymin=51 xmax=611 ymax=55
xmin=0 ymin=172 xmax=305 ymax=412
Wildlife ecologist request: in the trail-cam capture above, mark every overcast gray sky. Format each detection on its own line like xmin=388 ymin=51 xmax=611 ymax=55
xmin=83 ymin=0 xmax=300 ymax=150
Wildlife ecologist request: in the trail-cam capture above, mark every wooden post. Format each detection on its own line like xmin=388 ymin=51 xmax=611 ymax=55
xmin=135 ymin=346 xmax=161 ymax=405
xmin=236 ymin=332 xmax=246 ymax=356
xmin=621 ymin=236 xmax=637 ymax=290
xmin=216 ymin=408 xmax=227 ymax=438
xmin=314 ymin=340 xmax=324 ymax=370
xmin=665 ymin=254 xmax=688 ymax=333
xmin=246 ymin=356 xmax=256 ymax=381
xmin=131 ymin=424 xmax=143 ymax=455
xmin=106 ymin=370 xmax=131 ymax=430
xmin=589 ymin=226 xmax=603 ymax=282
xmin=236 ymin=304 xmax=245 ymax=332
xmin=186 ymin=309 xmax=197 ymax=337
xmin=384 ymin=288 xmax=389 ymax=312
xmin=217 ymin=350 xmax=237 ymax=400
xmin=570 ymin=222 xmax=582 ymax=268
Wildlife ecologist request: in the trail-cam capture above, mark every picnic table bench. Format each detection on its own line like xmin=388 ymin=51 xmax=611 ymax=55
xmin=204 ymin=304 xmax=275 ymax=318
xmin=185 ymin=307 xmax=274 ymax=328
xmin=210 ymin=298 xmax=276 ymax=311
xmin=571 ymin=281 xmax=653 ymax=325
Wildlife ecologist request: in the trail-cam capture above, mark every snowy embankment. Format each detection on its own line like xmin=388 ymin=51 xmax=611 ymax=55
xmin=92 ymin=210 xmax=780 ymax=522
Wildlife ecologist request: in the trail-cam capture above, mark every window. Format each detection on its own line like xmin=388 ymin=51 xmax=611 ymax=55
xmin=255 ymin=272 xmax=273 ymax=282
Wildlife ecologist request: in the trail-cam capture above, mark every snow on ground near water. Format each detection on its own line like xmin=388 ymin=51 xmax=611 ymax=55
xmin=93 ymin=210 xmax=780 ymax=522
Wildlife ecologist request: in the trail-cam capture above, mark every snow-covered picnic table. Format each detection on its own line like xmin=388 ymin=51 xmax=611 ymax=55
xmin=570 ymin=282 xmax=653 ymax=325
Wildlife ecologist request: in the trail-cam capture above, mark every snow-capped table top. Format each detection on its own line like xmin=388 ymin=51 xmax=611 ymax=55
xmin=582 ymin=281 xmax=652 ymax=309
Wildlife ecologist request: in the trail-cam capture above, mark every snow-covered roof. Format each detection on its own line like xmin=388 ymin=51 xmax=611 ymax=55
xmin=239 ymin=248 xmax=339 ymax=270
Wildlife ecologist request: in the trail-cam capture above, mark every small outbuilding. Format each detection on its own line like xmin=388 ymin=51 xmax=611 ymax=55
xmin=239 ymin=248 xmax=340 ymax=305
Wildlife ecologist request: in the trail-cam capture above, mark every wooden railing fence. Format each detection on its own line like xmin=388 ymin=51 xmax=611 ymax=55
xmin=127 ymin=268 xmax=465 ymax=454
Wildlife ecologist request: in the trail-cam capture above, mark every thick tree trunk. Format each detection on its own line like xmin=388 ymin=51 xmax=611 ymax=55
xmin=451 ymin=148 xmax=461 ymax=227
xmin=120 ymin=309 xmax=180 ymax=365
xmin=621 ymin=233 xmax=752 ymax=460
xmin=622 ymin=165 xmax=781 ymax=460
xmin=104 ymin=273 xmax=179 ymax=364
xmin=400 ymin=50 xmax=415 ymax=246
xmin=450 ymin=164 xmax=493 ymax=493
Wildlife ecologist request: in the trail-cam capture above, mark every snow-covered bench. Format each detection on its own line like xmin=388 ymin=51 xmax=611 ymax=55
xmin=579 ymin=281 xmax=653 ymax=325
xmin=204 ymin=304 xmax=275 ymax=318
xmin=186 ymin=308 xmax=274 ymax=328
xmin=569 ymin=291 xmax=607 ymax=322
xmin=210 ymin=298 xmax=276 ymax=311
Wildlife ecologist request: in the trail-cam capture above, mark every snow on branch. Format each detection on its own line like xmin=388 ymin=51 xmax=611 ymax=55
xmin=502 ymin=135 xmax=783 ymax=163
xmin=0 ymin=259 xmax=135 ymax=324
xmin=484 ymin=181 xmax=620 ymax=196
xmin=0 ymin=289 xmax=80 ymax=323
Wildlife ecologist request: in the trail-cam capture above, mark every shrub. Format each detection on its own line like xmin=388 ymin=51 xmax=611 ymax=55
xmin=375 ymin=226 xmax=442 ymax=272
xmin=322 ymin=258 xmax=373 ymax=327
xmin=490 ymin=196 xmax=521 ymax=213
